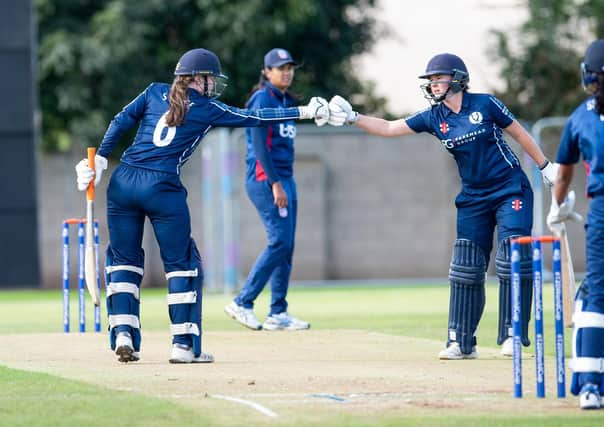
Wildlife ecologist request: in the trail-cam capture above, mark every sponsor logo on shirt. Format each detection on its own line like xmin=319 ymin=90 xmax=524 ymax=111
xmin=469 ymin=111 xmax=483 ymax=124
xmin=511 ymin=199 xmax=523 ymax=211
xmin=439 ymin=128 xmax=487 ymax=149
xmin=439 ymin=121 xmax=449 ymax=134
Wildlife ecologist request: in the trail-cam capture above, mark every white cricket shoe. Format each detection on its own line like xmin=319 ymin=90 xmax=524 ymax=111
xmin=115 ymin=331 xmax=140 ymax=363
xmin=438 ymin=342 xmax=478 ymax=360
xmin=501 ymin=337 xmax=513 ymax=357
xmin=224 ymin=301 xmax=262 ymax=330
xmin=262 ymin=312 xmax=311 ymax=331
xmin=169 ymin=344 xmax=214 ymax=364
xmin=579 ymin=383 xmax=601 ymax=410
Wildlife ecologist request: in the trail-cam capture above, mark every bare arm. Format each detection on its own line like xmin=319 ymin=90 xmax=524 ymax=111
xmin=503 ymin=120 xmax=548 ymax=167
xmin=355 ymin=115 xmax=416 ymax=137
xmin=554 ymin=164 xmax=574 ymax=204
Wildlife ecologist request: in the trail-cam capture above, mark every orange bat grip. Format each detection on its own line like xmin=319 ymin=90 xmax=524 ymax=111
xmin=512 ymin=235 xmax=560 ymax=245
xmin=87 ymin=147 xmax=95 ymax=201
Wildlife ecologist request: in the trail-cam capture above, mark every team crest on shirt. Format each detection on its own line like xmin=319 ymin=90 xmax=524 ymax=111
xmin=511 ymin=199 xmax=523 ymax=211
xmin=469 ymin=111 xmax=483 ymax=124
xmin=439 ymin=121 xmax=449 ymax=134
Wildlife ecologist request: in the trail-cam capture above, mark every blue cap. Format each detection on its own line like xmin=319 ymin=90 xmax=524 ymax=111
xmin=419 ymin=53 xmax=468 ymax=79
xmin=264 ymin=48 xmax=298 ymax=68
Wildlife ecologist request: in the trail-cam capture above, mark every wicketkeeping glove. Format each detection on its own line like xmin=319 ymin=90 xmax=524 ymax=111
xmin=75 ymin=154 xmax=108 ymax=191
xmin=298 ymin=97 xmax=329 ymax=126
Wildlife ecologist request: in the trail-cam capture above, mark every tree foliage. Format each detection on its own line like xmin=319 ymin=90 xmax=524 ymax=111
xmin=37 ymin=0 xmax=387 ymax=153
xmin=489 ymin=0 xmax=604 ymax=122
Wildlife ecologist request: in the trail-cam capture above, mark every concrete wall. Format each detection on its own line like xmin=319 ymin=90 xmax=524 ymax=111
xmin=38 ymin=125 xmax=588 ymax=289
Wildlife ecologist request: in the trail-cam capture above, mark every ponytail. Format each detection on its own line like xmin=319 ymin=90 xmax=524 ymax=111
xmin=246 ymin=71 xmax=269 ymax=105
xmin=166 ymin=75 xmax=195 ymax=127
xmin=595 ymin=74 xmax=604 ymax=115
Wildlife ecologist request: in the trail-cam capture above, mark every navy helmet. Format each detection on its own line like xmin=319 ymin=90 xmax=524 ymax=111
xmin=582 ymin=39 xmax=604 ymax=93
xmin=419 ymin=53 xmax=469 ymax=103
xmin=174 ymin=48 xmax=228 ymax=97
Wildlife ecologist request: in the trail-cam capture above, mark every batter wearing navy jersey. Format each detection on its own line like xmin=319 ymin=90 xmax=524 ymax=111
xmin=548 ymin=39 xmax=604 ymax=410
xmin=328 ymin=53 xmax=558 ymax=359
xmin=224 ymin=48 xmax=310 ymax=331
xmin=75 ymin=48 xmax=328 ymax=364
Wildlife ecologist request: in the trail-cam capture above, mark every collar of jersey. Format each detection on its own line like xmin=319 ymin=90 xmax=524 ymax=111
xmin=265 ymin=81 xmax=294 ymax=104
xmin=440 ymin=92 xmax=471 ymax=117
xmin=187 ymin=87 xmax=211 ymax=103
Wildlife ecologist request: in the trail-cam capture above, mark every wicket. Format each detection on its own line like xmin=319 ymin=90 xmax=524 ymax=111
xmin=62 ymin=218 xmax=101 ymax=333
xmin=511 ymin=235 xmax=565 ymax=398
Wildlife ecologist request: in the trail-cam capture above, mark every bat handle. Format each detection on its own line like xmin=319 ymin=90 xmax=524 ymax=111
xmin=87 ymin=147 xmax=95 ymax=201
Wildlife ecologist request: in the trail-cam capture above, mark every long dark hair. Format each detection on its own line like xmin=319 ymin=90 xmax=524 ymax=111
xmin=246 ymin=71 xmax=269 ymax=105
xmin=595 ymin=74 xmax=604 ymax=115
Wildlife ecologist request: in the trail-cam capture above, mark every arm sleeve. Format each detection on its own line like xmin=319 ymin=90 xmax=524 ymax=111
xmin=556 ymin=119 xmax=581 ymax=164
xmin=247 ymin=93 xmax=280 ymax=184
xmin=405 ymin=108 xmax=433 ymax=133
xmin=488 ymin=95 xmax=515 ymax=128
xmin=97 ymin=84 xmax=150 ymax=158
xmin=251 ymin=127 xmax=280 ymax=184
xmin=208 ymin=100 xmax=300 ymax=127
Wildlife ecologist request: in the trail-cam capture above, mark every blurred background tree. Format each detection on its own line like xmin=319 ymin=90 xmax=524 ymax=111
xmin=490 ymin=0 xmax=604 ymax=121
xmin=37 ymin=0 xmax=388 ymax=153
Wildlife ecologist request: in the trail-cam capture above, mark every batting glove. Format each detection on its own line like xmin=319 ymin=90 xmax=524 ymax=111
xmin=539 ymin=160 xmax=559 ymax=187
xmin=75 ymin=154 xmax=108 ymax=191
xmin=328 ymin=95 xmax=358 ymax=126
xmin=298 ymin=97 xmax=329 ymax=126
xmin=546 ymin=190 xmax=583 ymax=230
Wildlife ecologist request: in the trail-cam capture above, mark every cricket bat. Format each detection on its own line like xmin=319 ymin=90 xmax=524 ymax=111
xmin=552 ymin=222 xmax=575 ymax=328
xmin=84 ymin=147 xmax=100 ymax=306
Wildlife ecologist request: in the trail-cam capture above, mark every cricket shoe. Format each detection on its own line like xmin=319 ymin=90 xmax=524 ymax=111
xmin=262 ymin=312 xmax=310 ymax=331
xmin=579 ymin=383 xmax=601 ymax=410
xmin=224 ymin=301 xmax=262 ymax=330
xmin=115 ymin=331 xmax=140 ymax=363
xmin=438 ymin=342 xmax=478 ymax=360
xmin=169 ymin=344 xmax=214 ymax=364
xmin=500 ymin=337 xmax=513 ymax=357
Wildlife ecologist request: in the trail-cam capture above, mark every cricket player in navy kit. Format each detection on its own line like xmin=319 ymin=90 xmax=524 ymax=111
xmin=75 ymin=48 xmax=329 ymax=364
xmin=548 ymin=39 xmax=604 ymax=409
xmin=224 ymin=48 xmax=310 ymax=331
xmin=328 ymin=53 xmax=559 ymax=359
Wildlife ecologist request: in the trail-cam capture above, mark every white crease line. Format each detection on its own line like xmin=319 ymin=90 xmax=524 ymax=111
xmin=210 ymin=394 xmax=278 ymax=418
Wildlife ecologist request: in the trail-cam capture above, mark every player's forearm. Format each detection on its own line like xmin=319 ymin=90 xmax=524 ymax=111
xmin=554 ymin=164 xmax=574 ymax=204
xmin=356 ymin=116 xmax=411 ymax=137
xmin=506 ymin=121 xmax=547 ymax=166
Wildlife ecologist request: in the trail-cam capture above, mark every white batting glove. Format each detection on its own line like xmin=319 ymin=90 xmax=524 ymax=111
xmin=546 ymin=190 xmax=584 ymax=230
xmin=298 ymin=97 xmax=329 ymax=126
xmin=328 ymin=95 xmax=358 ymax=126
xmin=75 ymin=155 xmax=108 ymax=191
xmin=539 ymin=160 xmax=559 ymax=187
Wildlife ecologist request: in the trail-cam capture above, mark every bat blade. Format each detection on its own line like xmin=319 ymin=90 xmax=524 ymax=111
xmin=552 ymin=223 xmax=575 ymax=328
xmin=84 ymin=147 xmax=100 ymax=306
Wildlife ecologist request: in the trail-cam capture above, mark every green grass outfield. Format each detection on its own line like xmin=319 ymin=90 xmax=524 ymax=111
xmin=0 ymin=283 xmax=599 ymax=426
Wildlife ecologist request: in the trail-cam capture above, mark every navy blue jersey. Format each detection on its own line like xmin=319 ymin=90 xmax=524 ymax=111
xmin=406 ymin=93 xmax=519 ymax=191
xmin=556 ymin=97 xmax=604 ymax=197
xmin=98 ymin=83 xmax=301 ymax=174
xmin=245 ymin=82 xmax=297 ymax=183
